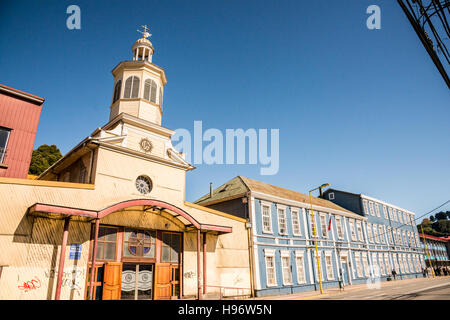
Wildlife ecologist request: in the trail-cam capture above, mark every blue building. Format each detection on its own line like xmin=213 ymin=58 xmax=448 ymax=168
xmin=195 ymin=177 xmax=397 ymax=297
xmin=322 ymin=189 xmax=424 ymax=280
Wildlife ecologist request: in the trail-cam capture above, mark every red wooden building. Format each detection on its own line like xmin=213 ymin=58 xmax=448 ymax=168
xmin=0 ymin=84 xmax=44 ymax=179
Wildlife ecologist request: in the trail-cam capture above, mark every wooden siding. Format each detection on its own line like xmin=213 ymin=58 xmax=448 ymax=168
xmin=0 ymin=88 xmax=43 ymax=179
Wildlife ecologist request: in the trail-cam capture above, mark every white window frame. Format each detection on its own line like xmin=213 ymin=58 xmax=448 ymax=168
xmin=379 ymin=225 xmax=385 ymax=243
xmin=319 ymin=213 xmax=328 ymax=238
xmin=313 ymin=251 xmax=323 ymax=283
xmin=388 ymin=227 xmax=394 ymax=244
xmin=407 ymin=255 xmax=413 ymax=273
xmin=291 ymin=208 xmax=301 ymax=236
xmin=362 ymin=252 xmax=370 ymax=277
xmin=373 ymin=224 xmax=379 ymax=243
xmin=261 ymin=202 xmax=273 ymax=234
xmin=403 ymin=255 xmax=408 ymax=273
xmin=375 ymin=203 xmax=381 ymax=217
xmin=349 ymin=219 xmax=357 ymax=241
xmin=378 ymin=254 xmax=385 ymax=275
xmin=393 ymin=208 xmax=398 ymax=222
xmin=295 ymin=251 xmax=306 ymax=284
xmin=369 ymin=201 xmax=375 ymax=216
xmin=324 ymin=251 xmax=335 ymax=280
xmin=0 ymin=127 xmax=11 ymax=164
xmin=328 ymin=192 xmax=335 ymax=200
xmin=335 ymin=216 xmax=344 ymax=240
xmin=388 ymin=207 xmax=393 ymax=221
xmin=384 ymin=253 xmax=391 ymax=274
xmin=383 ymin=205 xmax=388 ymax=219
xmin=398 ymin=210 xmax=403 ymax=224
xmin=280 ymin=251 xmax=293 ymax=285
xmin=277 ymin=206 xmax=288 ymax=235
xmin=371 ymin=253 xmax=379 ymax=277
xmin=356 ymin=221 xmax=363 ymax=242
xmin=367 ymin=223 xmax=373 ymax=243
xmin=264 ymin=249 xmax=277 ymax=287
xmin=362 ymin=199 xmax=369 ymax=215
xmin=355 ymin=253 xmax=362 ymax=277
xmin=402 ymin=230 xmax=407 ymax=247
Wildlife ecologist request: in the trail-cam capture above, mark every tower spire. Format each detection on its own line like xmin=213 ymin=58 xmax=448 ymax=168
xmin=137 ymin=24 xmax=151 ymax=39
xmin=132 ymin=24 xmax=154 ymax=62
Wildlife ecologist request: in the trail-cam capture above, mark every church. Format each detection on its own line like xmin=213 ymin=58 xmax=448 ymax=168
xmin=0 ymin=27 xmax=251 ymax=300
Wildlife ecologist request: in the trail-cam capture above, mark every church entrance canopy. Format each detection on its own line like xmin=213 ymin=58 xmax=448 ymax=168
xmin=27 ymin=199 xmax=232 ymax=300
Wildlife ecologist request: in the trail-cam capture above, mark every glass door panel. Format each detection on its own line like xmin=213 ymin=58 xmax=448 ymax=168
xmin=121 ymin=263 xmax=137 ymax=300
xmin=137 ymin=264 xmax=153 ymax=300
xmin=121 ymin=263 xmax=154 ymax=300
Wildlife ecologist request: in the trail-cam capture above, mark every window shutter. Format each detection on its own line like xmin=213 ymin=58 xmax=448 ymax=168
xmin=144 ymin=79 xmax=151 ymax=101
xmin=150 ymin=80 xmax=157 ymax=103
xmin=124 ymin=77 xmax=133 ymax=98
xmin=131 ymin=76 xmax=140 ymax=98
xmin=113 ymin=80 xmax=121 ymax=102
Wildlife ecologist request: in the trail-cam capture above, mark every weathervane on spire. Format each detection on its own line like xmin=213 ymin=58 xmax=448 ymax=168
xmin=137 ymin=24 xmax=151 ymax=39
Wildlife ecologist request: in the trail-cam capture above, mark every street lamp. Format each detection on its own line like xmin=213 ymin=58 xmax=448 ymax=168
xmin=308 ymin=183 xmax=330 ymax=294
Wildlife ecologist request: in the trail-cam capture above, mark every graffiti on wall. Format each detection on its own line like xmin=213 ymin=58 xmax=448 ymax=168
xmin=184 ymin=271 xmax=196 ymax=279
xmin=45 ymin=267 xmax=85 ymax=290
xmin=18 ymin=276 xmax=41 ymax=293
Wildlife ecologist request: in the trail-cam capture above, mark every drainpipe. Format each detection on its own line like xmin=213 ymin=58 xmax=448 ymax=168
xmin=55 ymin=217 xmax=70 ymax=300
xmin=203 ymin=233 xmax=207 ymax=295
xmin=88 ymin=219 xmax=100 ymax=300
xmin=245 ymin=192 xmax=256 ymax=298
xmin=88 ymin=146 xmax=95 ymax=184
xmin=197 ymin=229 xmax=202 ymax=300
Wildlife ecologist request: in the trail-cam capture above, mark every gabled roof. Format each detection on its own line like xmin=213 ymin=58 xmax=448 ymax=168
xmin=195 ymin=176 xmax=362 ymax=218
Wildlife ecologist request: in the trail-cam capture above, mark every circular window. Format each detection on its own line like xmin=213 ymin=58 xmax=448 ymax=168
xmin=135 ymin=175 xmax=153 ymax=194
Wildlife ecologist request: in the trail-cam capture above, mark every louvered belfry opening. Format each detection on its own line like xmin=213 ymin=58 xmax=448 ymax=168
xmin=144 ymin=79 xmax=157 ymax=103
xmin=124 ymin=76 xmax=140 ymax=99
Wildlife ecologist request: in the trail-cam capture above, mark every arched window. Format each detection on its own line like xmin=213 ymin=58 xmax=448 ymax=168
xmin=113 ymin=80 xmax=122 ymax=103
xmin=124 ymin=76 xmax=140 ymax=98
xmin=143 ymin=79 xmax=157 ymax=103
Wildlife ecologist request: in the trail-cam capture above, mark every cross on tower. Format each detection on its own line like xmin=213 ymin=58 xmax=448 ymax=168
xmin=138 ymin=24 xmax=151 ymax=39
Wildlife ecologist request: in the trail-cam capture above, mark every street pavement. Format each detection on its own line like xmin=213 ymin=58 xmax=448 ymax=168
xmin=249 ymin=276 xmax=450 ymax=300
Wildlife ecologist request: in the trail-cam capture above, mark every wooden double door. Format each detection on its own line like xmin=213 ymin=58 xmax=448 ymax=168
xmin=100 ymin=261 xmax=180 ymax=300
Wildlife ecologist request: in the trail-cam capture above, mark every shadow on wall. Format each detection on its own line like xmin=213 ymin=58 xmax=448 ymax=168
xmin=12 ymin=213 xmax=91 ymax=300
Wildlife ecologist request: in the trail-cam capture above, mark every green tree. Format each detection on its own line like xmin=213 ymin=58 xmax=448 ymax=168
xmin=28 ymin=144 xmax=62 ymax=176
xmin=435 ymin=211 xmax=448 ymax=221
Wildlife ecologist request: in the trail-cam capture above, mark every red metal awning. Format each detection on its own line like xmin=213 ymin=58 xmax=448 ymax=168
xmin=27 ymin=199 xmax=232 ymax=234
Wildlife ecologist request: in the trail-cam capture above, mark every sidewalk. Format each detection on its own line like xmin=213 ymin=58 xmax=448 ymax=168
xmin=247 ymin=275 xmax=450 ymax=300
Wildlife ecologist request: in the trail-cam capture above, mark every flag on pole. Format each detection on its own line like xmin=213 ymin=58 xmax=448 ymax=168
xmin=328 ymin=216 xmax=332 ymax=231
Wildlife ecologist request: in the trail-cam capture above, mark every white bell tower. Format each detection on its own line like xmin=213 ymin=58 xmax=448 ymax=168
xmin=109 ymin=25 xmax=167 ymax=126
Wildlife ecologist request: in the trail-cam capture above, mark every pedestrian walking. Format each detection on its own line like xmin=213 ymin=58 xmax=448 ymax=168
xmin=392 ymin=269 xmax=397 ymax=280
xmin=422 ymin=268 xmax=427 ymax=278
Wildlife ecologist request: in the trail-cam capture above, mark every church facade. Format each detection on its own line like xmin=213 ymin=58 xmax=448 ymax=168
xmin=0 ymin=29 xmax=251 ymax=300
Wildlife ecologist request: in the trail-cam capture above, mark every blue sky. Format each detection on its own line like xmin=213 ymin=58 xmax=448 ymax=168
xmin=0 ymin=0 xmax=449 ymax=220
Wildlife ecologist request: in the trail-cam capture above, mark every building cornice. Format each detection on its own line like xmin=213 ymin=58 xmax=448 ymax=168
xmin=360 ymin=194 xmax=415 ymax=215
xmin=111 ymin=60 xmax=167 ymax=85
xmin=0 ymin=176 xmax=95 ymax=189
xmin=0 ymin=83 xmax=45 ymax=105
xmin=250 ymin=190 xmax=367 ymax=221
xmin=97 ymin=141 xmax=194 ymax=171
